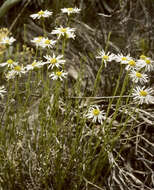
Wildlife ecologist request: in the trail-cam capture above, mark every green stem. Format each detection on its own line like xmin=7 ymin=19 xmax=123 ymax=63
xmin=42 ymin=18 xmax=46 ymax=37
xmin=105 ymin=71 xmax=129 ymax=133
xmin=105 ymin=65 xmax=123 ymax=120
xmin=62 ymin=37 xmax=66 ymax=56
xmin=93 ymin=60 xmax=104 ymax=96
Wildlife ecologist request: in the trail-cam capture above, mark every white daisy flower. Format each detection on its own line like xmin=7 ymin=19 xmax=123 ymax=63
xmin=5 ymin=72 xmax=16 ymax=80
xmin=30 ymin=10 xmax=52 ymax=20
xmin=49 ymin=70 xmax=67 ymax=81
xmin=61 ymin=7 xmax=81 ymax=16
xmin=96 ymin=50 xmax=115 ymax=67
xmin=0 ymin=86 xmax=7 ymax=99
xmin=129 ymin=70 xmax=148 ymax=84
xmin=140 ymin=54 xmax=147 ymax=60
xmin=114 ymin=53 xmax=132 ymax=64
xmin=124 ymin=59 xmax=140 ymax=70
xmin=51 ymin=26 xmax=76 ymax=39
xmin=132 ymin=86 xmax=154 ymax=104
xmin=0 ymin=59 xmax=18 ymax=69
xmin=25 ymin=60 xmax=43 ymax=71
xmin=31 ymin=36 xmax=44 ymax=47
xmin=44 ymin=54 xmax=65 ymax=69
xmin=0 ymin=36 xmax=16 ymax=46
xmin=40 ymin=37 xmax=56 ymax=49
xmin=85 ymin=105 xmax=105 ymax=124
xmin=137 ymin=57 xmax=154 ymax=72
xmin=6 ymin=65 xmax=26 ymax=79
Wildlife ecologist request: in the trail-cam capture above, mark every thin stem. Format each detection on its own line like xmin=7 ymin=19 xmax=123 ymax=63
xmin=93 ymin=60 xmax=104 ymax=96
xmin=62 ymin=37 xmax=66 ymax=56
xmin=42 ymin=18 xmax=46 ymax=37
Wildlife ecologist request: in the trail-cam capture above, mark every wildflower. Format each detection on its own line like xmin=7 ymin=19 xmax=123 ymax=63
xmin=51 ymin=26 xmax=76 ymax=39
xmin=124 ymin=59 xmax=140 ymax=70
xmin=0 ymin=59 xmax=18 ymax=69
xmin=6 ymin=65 xmax=25 ymax=79
xmin=85 ymin=105 xmax=105 ymax=124
xmin=61 ymin=7 xmax=81 ymax=16
xmin=96 ymin=50 xmax=115 ymax=67
xmin=5 ymin=72 xmax=15 ymax=80
xmin=40 ymin=37 xmax=56 ymax=49
xmin=114 ymin=53 xmax=132 ymax=64
xmin=132 ymin=86 xmax=154 ymax=104
xmin=49 ymin=70 xmax=67 ymax=81
xmin=0 ymin=86 xmax=6 ymax=98
xmin=0 ymin=28 xmax=9 ymax=54
xmin=137 ymin=57 xmax=154 ymax=72
xmin=0 ymin=36 xmax=16 ymax=46
xmin=31 ymin=36 xmax=44 ymax=47
xmin=25 ymin=60 xmax=43 ymax=71
xmin=129 ymin=70 xmax=148 ymax=84
xmin=30 ymin=10 xmax=52 ymax=20
xmin=140 ymin=54 xmax=147 ymax=60
xmin=44 ymin=54 xmax=65 ymax=69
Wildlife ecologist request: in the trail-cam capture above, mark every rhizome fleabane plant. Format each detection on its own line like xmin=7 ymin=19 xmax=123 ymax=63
xmin=0 ymin=5 xmax=154 ymax=190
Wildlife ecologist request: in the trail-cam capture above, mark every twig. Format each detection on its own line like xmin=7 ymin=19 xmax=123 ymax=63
xmin=83 ymin=176 xmax=105 ymax=190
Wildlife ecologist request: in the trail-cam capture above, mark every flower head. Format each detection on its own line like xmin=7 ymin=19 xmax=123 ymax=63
xmin=51 ymin=26 xmax=76 ymax=39
xmin=0 ymin=86 xmax=7 ymax=98
xmin=137 ymin=56 xmax=154 ymax=72
xmin=31 ymin=36 xmax=44 ymax=47
xmin=49 ymin=70 xmax=67 ymax=81
xmin=44 ymin=54 xmax=65 ymax=69
xmin=114 ymin=53 xmax=132 ymax=64
xmin=85 ymin=105 xmax=105 ymax=124
xmin=61 ymin=7 xmax=81 ymax=16
xmin=25 ymin=60 xmax=43 ymax=71
xmin=96 ymin=50 xmax=115 ymax=67
xmin=132 ymin=86 xmax=154 ymax=104
xmin=0 ymin=28 xmax=10 ymax=54
xmin=140 ymin=54 xmax=147 ymax=60
xmin=0 ymin=59 xmax=18 ymax=69
xmin=124 ymin=59 xmax=140 ymax=70
xmin=129 ymin=70 xmax=148 ymax=84
xmin=30 ymin=10 xmax=52 ymax=19
xmin=40 ymin=37 xmax=56 ymax=49
xmin=0 ymin=36 xmax=16 ymax=46
xmin=6 ymin=65 xmax=25 ymax=80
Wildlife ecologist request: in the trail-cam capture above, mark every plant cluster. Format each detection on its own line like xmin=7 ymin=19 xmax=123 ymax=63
xmin=0 ymin=5 xmax=154 ymax=190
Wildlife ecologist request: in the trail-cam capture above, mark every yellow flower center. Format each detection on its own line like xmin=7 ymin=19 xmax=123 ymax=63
xmin=139 ymin=90 xmax=147 ymax=97
xmin=50 ymin=58 xmax=57 ymax=64
xmin=129 ymin=60 xmax=136 ymax=66
xmin=56 ymin=71 xmax=62 ymax=76
xmin=32 ymin=61 xmax=37 ymax=67
xmin=36 ymin=36 xmax=43 ymax=43
xmin=7 ymin=59 xmax=13 ymax=64
xmin=44 ymin=40 xmax=50 ymax=44
xmin=140 ymin=55 xmax=146 ymax=60
xmin=5 ymin=39 xmax=10 ymax=43
xmin=136 ymin=72 xmax=142 ymax=78
xmin=145 ymin=59 xmax=151 ymax=64
xmin=68 ymin=8 xmax=73 ymax=11
xmin=103 ymin=55 xmax=109 ymax=60
xmin=60 ymin=28 xmax=67 ymax=33
xmin=38 ymin=10 xmax=44 ymax=15
xmin=14 ymin=66 xmax=21 ymax=71
xmin=92 ymin=109 xmax=100 ymax=116
xmin=122 ymin=57 xmax=127 ymax=61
